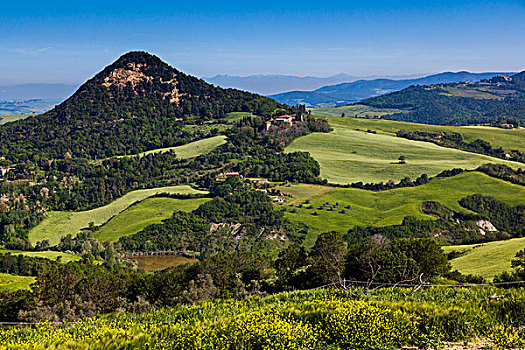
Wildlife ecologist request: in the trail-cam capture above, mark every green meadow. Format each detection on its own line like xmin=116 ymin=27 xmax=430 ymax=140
xmin=285 ymin=119 xmax=524 ymax=184
xmin=311 ymin=104 xmax=402 ymax=118
xmin=0 ymin=273 xmax=35 ymax=292
xmin=94 ymin=197 xmax=211 ymax=242
xmin=324 ymin=116 xmax=525 ymax=152
xmin=0 ymin=249 xmax=80 ymax=262
xmin=225 ymin=111 xmax=256 ymax=122
xmin=128 ymin=255 xmax=198 ymax=271
xmin=116 ymin=135 xmax=227 ymax=159
xmin=277 ymin=172 xmax=525 ymax=246
xmin=442 ymin=237 xmax=525 ymax=280
xmin=29 ymin=185 xmax=207 ymax=245
xmin=0 ymin=114 xmax=32 ymax=125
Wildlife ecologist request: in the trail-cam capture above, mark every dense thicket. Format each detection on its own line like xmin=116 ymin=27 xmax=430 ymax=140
xmin=459 ymin=194 xmax=525 ymax=237
xmin=477 ymin=163 xmax=525 ymax=186
xmin=118 ymin=189 xmax=300 ymax=257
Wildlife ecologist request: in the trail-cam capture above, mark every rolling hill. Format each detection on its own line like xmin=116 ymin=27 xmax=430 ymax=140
xmin=284 ymin=118 xmax=524 ymax=184
xmin=0 ymin=51 xmax=283 ymax=160
xmin=29 ymin=185 xmax=207 ymax=245
xmin=276 ymin=172 xmax=525 ymax=247
xmin=359 ymin=70 xmax=525 ymax=125
xmin=270 ymin=71 xmax=512 ymax=107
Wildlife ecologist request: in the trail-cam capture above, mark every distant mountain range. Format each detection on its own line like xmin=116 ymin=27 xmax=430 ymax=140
xmin=204 ymin=73 xmax=425 ymax=95
xmin=269 ymin=72 xmax=515 ymax=107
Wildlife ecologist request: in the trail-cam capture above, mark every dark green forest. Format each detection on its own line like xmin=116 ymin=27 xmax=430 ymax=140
xmin=360 ymin=72 xmax=525 ymax=125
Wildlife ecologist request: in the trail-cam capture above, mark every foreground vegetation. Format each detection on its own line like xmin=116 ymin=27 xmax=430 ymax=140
xmin=29 ymin=185 xmax=206 ymax=245
xmin=1 ymin=287 xmax=525 ymax=349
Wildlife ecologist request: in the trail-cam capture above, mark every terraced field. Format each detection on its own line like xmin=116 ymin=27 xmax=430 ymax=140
xmin=442 ymin=237 xmax=525 ymax=280
xmin=285 ymin=119 xmax=524 ymax=184
xmin=94 ymin=197 xmax=211 ymax=242
xmin=29 ymin=185 xmax=207 ymax=245
xmin=277 ymin=172 xmax=525 ymax=246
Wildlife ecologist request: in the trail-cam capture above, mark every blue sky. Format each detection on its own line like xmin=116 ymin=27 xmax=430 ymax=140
xmin=1 ymin=0 xmax=524 ymax=85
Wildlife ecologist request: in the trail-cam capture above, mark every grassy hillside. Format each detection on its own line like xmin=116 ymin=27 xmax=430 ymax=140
xmin=277 ymin=172 xmax=525 ymax=246
xmin=0 ymin=114 xmax=33 ymax=125
xmin=442 ymin=237 xmax=525 ymax=280
xmin=116 ymin=135 xmax=227 ymax=160
xmin=0 ymin=273 xmax=35 ymax=292
xmin=3 ymin=287 xmax=525 ymax=349
xmin=311 ymin=104 xmax=402 ymax=118
xmin=128 ymin=255 xmax=198 ymax=271
xmin=285 ymin=120 xmax=524 ymax=184
xmin=0 ymin=249 xmax=80 ymax=262
xmin=29 ymin=185 xmax=207 ymax=245
xmin=321 ymin=116 xmax=525 ymax=153
xmin=94 ymin=197 xmax=211 ymax=242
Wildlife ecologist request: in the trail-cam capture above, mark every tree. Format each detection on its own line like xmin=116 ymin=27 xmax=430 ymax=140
xmin=275 ymin=244 xmax=308 ymax=289
xmin=104 ymin=244 xmax=118 ymax=269
xmin=308 ymin=231 xmax=347 ymax=288
xmin=345 ymin=236 xmax=449 ymax=293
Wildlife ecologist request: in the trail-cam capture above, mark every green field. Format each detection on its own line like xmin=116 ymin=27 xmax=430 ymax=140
xmin=94 ymin=197 xmax=211 ymax=242
xmin=0 ymin=249 xmax=80 ymax=262
xmin=442 ymin=237 xmax=525 ymax=280
xmin=323 ymin=116 xmax=525 ymax=153
xmin=117 ymin=135 xmax=227 ymax=159
xmin=225 ymin=112 xmax=256 ymax=122
xmin=0 ymin=273 xmax=35 ymax=292
xmin=311 ymin=104 xmax=402 ymax=118
xmin=128 ymin=255 xmax=198 ymax=271
xmin=29 ymin=185 xmax=207 ymax=245
xmin=285 ymin=119 xmax=524 ymax=184
xmin=0 ymin=114 xmax=32 ymax=125
xmin=277 ymin=172 xmax=525 ymax=246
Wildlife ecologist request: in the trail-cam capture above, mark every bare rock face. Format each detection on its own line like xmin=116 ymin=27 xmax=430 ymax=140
xmin=476 ymin=219 xmax=497 ymax=232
